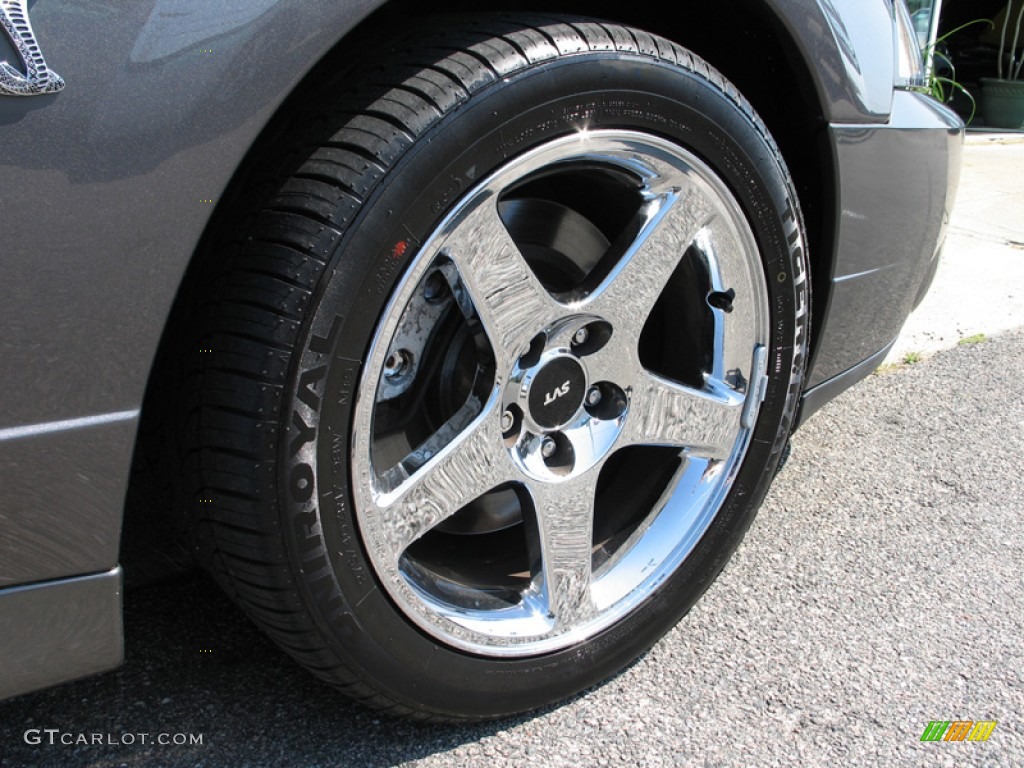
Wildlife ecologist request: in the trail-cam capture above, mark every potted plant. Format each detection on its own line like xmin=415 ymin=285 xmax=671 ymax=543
xmin=925 ymin=19 xmax=993 ymax=124
xmin=981 ymin=0 xmax=1024 ymax=127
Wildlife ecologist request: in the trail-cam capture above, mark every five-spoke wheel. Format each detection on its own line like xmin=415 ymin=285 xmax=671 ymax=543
xmin=353 ymin=132 xmax=770 ymax=654
xmin=185 ymin=17 xmax=808 ymax=719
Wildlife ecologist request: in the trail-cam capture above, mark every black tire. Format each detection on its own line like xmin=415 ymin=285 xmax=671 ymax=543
xmin=182 ymin=15 xmax=809 ymax=721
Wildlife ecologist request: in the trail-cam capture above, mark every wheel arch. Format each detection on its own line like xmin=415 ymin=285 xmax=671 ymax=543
xmin=128 ymin=0 xmax=840 ymax=566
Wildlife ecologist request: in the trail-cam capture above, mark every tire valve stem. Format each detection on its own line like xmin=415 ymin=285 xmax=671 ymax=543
xmin=708 ymin=288 xmax=736 ymax=313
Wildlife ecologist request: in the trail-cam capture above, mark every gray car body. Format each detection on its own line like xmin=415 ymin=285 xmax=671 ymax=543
xmin=0 ymin=0 xmax=961 ymax=699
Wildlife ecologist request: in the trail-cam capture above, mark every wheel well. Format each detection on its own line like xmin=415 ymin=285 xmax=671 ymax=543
xmin=215 ymin=0 xmax=836 ymax=377
xmin=123 ymin=1 xmax=836 ymax=579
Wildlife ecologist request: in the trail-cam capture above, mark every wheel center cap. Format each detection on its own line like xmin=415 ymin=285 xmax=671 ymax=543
xmin=527 ymin=355 xmax=586 ymax=429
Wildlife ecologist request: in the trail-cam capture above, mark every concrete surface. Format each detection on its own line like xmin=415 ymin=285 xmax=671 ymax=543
xmin=885 ymin=133 xmax=1024 ymax=364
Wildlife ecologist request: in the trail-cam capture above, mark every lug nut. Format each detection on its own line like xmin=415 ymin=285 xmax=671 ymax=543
xmin=383 ymin=349 xmax=410 ymax=379
xmin=501 ymin=409 xmax=515 ymax=433
xmin=586 ymin=386 xmax=602 ymax=407
xmin=541 ymin=436 xmax=557 ymax=459
xmin=423 ymin=272 xmax=448 ymax=303
xmin=572 ymin=327 xmax=589 ymax=346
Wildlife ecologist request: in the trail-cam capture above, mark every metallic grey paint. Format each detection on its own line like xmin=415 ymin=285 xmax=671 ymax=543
xmin=0 ymin=417 xmax=136 ymax=587
xmin=0 ymin=568 xmax=122 ymax=700
xmin=0 ymin=0 xmax=961 ymax=697
xmin=765 ymin=0 xmax=896 ymax=122
xmin=1 ymin=0 xmax=377 ymax=695
xmin=0 ymin=0 xmax=376 ymax=428
xmin=807 ymin=92 xmax=963 ymax=387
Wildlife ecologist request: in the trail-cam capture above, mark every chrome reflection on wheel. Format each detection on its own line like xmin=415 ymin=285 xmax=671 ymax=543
xmin=352 ymin=130 xmax=769 ymax=655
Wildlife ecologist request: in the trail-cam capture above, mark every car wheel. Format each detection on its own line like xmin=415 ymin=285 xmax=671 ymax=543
xmin=183 ymin=15 xmax=808 ymax=720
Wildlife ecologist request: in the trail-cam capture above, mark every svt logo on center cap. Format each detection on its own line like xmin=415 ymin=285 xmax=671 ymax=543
xmin=543 ymin=381 xmax=571 ymax=406
xmin=528 ymin=357 xmax=586 ymax=430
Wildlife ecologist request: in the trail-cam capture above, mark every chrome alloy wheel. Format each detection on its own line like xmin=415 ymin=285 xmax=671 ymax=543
xmin=351 ymin=130 xmax=770 ymax=656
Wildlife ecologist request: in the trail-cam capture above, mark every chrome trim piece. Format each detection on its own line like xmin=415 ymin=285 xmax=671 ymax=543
xmin=892 ymin=0 xmax=927 ymax=89
xmin=0 ymin=0 xmax=65 ymax=97
xmin=741 ymin=344 xmax=769 ymax=429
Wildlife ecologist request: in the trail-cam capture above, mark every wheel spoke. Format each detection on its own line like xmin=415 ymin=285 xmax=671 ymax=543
xmin=528 ymin=478 xmax=599 ymax=629
xmin=441 ymin=195 xmax=563 ymax=369
xmin=588 ymin=180 xmax=715 ymax=338
xmin=370 ymin=408 xmax=512 ymax=561
xmin=582 ymin=332 xmax=638 ymax=390
xmin=688 ymin=215 xmax=764 ymax=382
xmin=622 ymin=370 xmax=745 ymax=460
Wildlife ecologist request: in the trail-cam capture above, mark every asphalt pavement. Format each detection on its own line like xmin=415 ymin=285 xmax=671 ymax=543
xmin=2 ymin=328 xmax=1022 ymax=768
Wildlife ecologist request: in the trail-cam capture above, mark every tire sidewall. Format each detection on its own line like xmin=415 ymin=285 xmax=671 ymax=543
xmin=280 ymin=54 xmax=807 ymax=717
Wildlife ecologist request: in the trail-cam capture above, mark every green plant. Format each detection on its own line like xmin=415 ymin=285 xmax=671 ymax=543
xmin=959 ymin=333 xmax=987 ymax=345
xmin=924 ymin=19 xmax=994 ymax=123
xmin=903 ymin=351 xmax=923 ymax=364
xmin=997 ymin=0 xmax=1024 ymax=80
